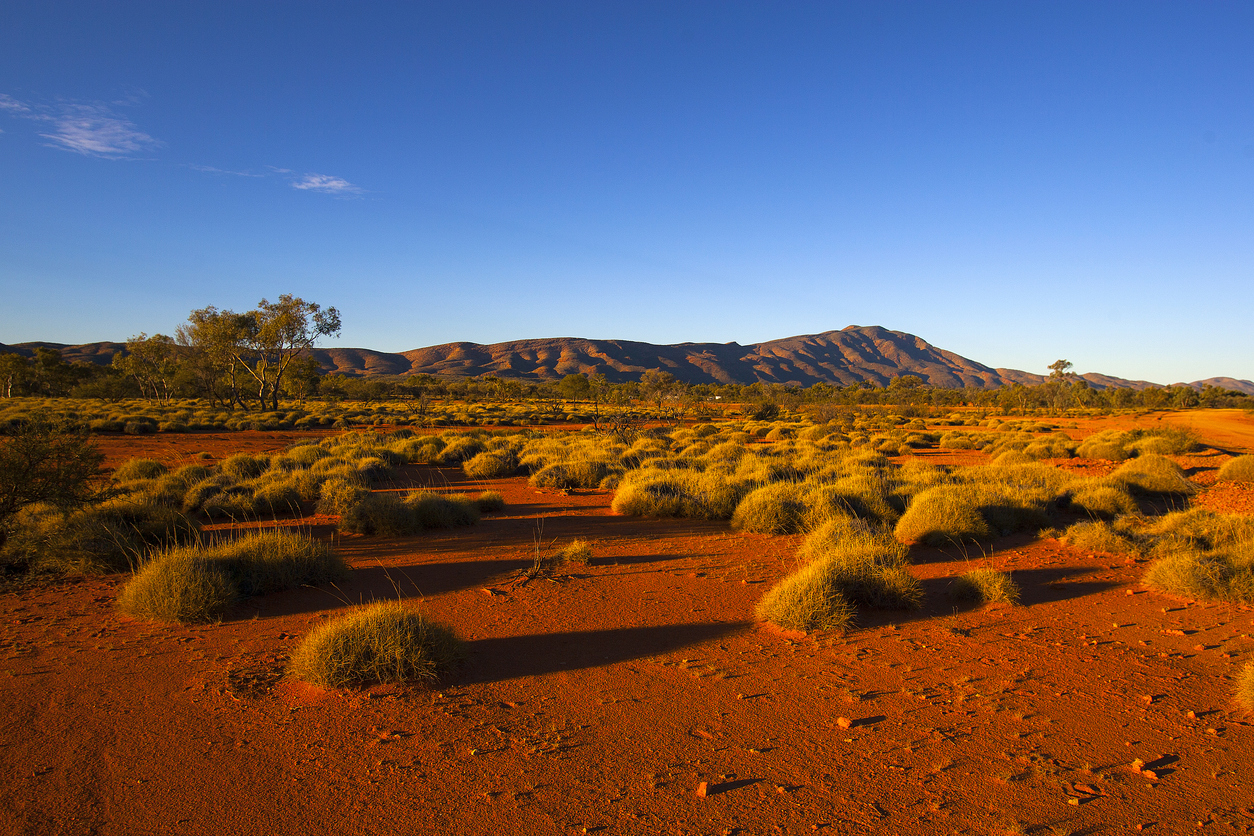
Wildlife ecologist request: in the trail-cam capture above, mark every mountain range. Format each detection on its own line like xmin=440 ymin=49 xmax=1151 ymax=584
xmin=4 ymin=325 xmax=1252 ymax=394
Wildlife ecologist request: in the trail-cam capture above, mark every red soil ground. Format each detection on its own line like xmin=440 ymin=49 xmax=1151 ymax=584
xmin=3 ymin=411 xmax=1254 ymax=835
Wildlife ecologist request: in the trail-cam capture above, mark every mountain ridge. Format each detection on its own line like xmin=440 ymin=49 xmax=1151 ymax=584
xmin=3 ymin=325 xmax=1252 ymax=394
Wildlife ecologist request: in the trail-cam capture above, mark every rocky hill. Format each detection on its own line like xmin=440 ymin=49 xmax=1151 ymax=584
xmin=4 ymin=325 xmax=1252 ymax=393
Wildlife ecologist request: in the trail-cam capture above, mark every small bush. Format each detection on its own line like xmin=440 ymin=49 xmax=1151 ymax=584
xmin=1145 ymin=550 xmax=1254 ymax=605
xmin=1218 ymin=455 xmax=1254 ymax=484
xmin=338 ymin=491 xmax=480 ymax=535
xmin=731 ymin=482 xmax=807 ymax=535
xmin=316 ymin=478 xmax=370 ymax=516
xmin=113 ymin=458 xmax=168 ymax=481
xmin=118 ymin=531 xmax=347 ymax=623
xmin=1110 ymin=454 xmax=1196 ymax=496
xmin=554 ymin=539 xmax=592 ymax=566
xmin=950 ymin=568 xmax=1019 ymax=605
xmin=894 ymin=485 xmax=992 ymax=546
xmin=463 ymin=451 xmax=518 ymax=479
xmin=476 ymin=490 xmax=505 ymax=513
xmin=221 ymin=453 xmax=268 ymax=480
xmin=288 ymin=601 xmax=464 ymax=688
xmin=754 ymin=561 xmax=856 ymax=632
xmin=1068 ymin=483 xmax=1139 ymax=518
xmin=1062 ymin=520 xmax=1138 ymax=554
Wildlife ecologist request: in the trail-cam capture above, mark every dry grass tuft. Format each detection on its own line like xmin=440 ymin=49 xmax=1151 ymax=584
xmin=1217 ymin=455 xmax=1254 ymax=484
xmin=731 ymin=482 xmax=807 ymax=534
xmin=288 ymin=601 xmax=464 ymax=688
xmin=950 ymin=568 xmax=1019 ymax=605
xmin=1236 ymin=662 xmax=1254 ymax=714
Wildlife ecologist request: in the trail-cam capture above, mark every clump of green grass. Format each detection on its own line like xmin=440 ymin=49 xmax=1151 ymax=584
xmin=950 ymin=568 xmax=1019 ymax=605
xmin=118 ymin=531 xmax=347 ymax=623
xmin=476 ymin=490 xmax=505 ymax=513
xmin=731 ymin=482 xmax=807 ymax=535
xmin=288 ymin=601 xmax=464 ymax=688
xmin=1217 ymin=455 xmax=1254 ymax=484
xmin=1236 ymin=662 xmax=1254 ymax=714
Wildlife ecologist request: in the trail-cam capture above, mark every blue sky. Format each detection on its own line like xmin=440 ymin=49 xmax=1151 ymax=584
xmin=1 ymin=2 xmax=1252 ymax=384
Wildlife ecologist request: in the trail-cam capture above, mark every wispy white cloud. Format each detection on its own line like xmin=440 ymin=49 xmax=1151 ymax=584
xmin=190 ymin=164 xmax=265 ymax=178
xmin=39 ymin=103 xmax=161 ymax=157
xmin=290 ymin=173 xmax=364 ymax=194
xmin=0 ymin=93 xmax=161 ymax=157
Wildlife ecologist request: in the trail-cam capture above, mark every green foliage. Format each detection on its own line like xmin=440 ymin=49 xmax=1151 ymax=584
xmin=0 ymin=414 xmax=108 ymax=524
xmin=288 ymin=601 xmax=464 ymax=688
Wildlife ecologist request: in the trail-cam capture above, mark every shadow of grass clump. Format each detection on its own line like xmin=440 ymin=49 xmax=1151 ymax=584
xmin=118 ymin=530 xmax=348 ymax=623
xmin=289 ymin=601 xmax=464 ymax=688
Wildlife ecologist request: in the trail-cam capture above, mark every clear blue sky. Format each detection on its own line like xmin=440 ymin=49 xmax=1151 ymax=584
xmin=2 ymin=2 xmax=1251 ymax=384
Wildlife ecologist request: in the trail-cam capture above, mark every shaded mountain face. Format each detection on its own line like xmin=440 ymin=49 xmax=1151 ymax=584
xmin=4 ymin=325 xmax=1248 ymax=392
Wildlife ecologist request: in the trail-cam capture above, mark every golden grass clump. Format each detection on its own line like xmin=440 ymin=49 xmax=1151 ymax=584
xmin=476 ymin=490 xmax=505 ymax=513
xmin=554 ymin=539 xmax=592 ymax=566
xmin=1109 ymin=454 xmax=1196 ymax=496
xmin=118 ymin=531 xmax=347 ymax=623
xmin=113 ymin=458 xmax=168 ymax=481
xmin=731 ymin=482 xmax=807 ymax=535
xmin=338 ymin=490 xmax=480 ymax=535
xmin=463 ymin=450 xmax=519 ymax=479
xmin=893 ymin=485 xmax=992 ymax=546
xmin=288 ymin=601 xmax=464 ymax=688
xmin=1217 ymin=455 xmax=1254 ymax=484
xmin=1067 ymin=483 xmax=1139 ymax=518
xmin=950 ymin=568 xmax=1019 ymax=605
xmin=1062 ymin=520 xmax=1138 ymax=554
xmin=754 ymin=562 xmax=856 ymax=632
xmin=1236 ymin=662 xmax=1254 ymax=714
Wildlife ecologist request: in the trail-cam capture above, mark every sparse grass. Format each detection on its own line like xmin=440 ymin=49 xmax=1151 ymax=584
xmin=1218 ymin=455 xmax=1254 ymax=484
xmin=117 ymin=531 xmax=348 ymax=623
xmin=950 ymin=568 xmax=1019 ymax=605
xmin=554 ymin=539 xmax=592 ymax=565
xmin=288 ymin=601 xmax=464 ymax=688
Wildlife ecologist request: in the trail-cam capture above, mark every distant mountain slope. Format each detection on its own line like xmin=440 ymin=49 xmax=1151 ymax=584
xmin=3 ymin=326 xmax=1248 ymax=392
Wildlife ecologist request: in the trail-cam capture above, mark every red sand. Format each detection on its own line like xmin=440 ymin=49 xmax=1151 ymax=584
xmin=3 ymin=411 xmax=1254 ymax=835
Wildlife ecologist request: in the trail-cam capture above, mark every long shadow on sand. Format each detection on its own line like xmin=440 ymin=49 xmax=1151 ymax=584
xmin=459 ymin=621 xmax=751 ymax=684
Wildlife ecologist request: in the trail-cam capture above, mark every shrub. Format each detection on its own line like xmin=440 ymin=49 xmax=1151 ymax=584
xmin=731 ymin=482 xmax=807 ymax=535
xmin=554 ymin=539 xmax=592 ymax=566
xmin=476 ymin=491 xmax=505 ymax=513
xmin=790 ymin=523 xmax=922 ymax=609
xmin=1110 ymin=454 xmax=1196 ymax=496
xmin=894 ymin=485 xmax=992 ymax=546
xmin=288 ymin=601 xmax=464 ymax=688
xmin=1062 ymin=520 xmax=1138 ymax=554
xmin=437 ymin=436 xmax=485 ymax=464
xmin=113 ymin=458 xmax=168 ymax=481
xmin=950 ymin=568 xmax=1019 ymax=605
xmin=463 ymin=451 xmax=518 ymax=479
xmin=530 ymin=460 xmax=612 ymax=490
xmin=251 ymin=480 xmax=302 ymax=516
xmin=1145 ymin=549 xmax=1254 ymax=605
xmin=1237 ymin=662 xmax=1254 ymax=714
xmin=221 ymin=454 xmax=268 ymax=480
xmin=118 ymin=531 xmax=347 ymax=623
xmin=754 ymin=561 xmax=856 ymax=632
xmin=1218 ymin=455 xmax=1254 ymax=484
xmin=1068 ymin=483 xmax=1139 ymax=518
xmin=338 ymin=491 xmax=480 ymax=535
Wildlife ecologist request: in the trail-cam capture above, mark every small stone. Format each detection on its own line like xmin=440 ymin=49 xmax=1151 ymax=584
xmin=1142 ymin=769 xmax=1158 ymax=780
xmin=696 ymin=782 xmax=708 ymax=798
xmin=1186 ymin=710 xmax=1197 ymax=719
xmin=1068 ymin=797 xmax=1080 ymax=806
xmin=1141 ymin=695 xmax=1154 ymax=704
xmin=837 ymin=717 xmax=852 ymax=729
xmin=1131 ymin=759 xmax=1145 ymax=773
